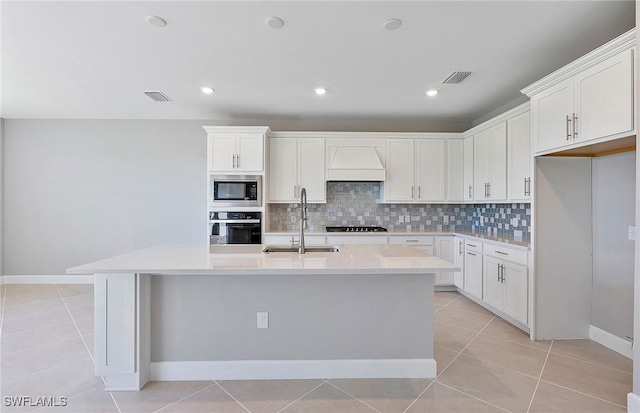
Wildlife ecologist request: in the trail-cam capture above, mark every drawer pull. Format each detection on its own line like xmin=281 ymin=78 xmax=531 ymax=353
xmin=467 ymin=243 xmax=477 ymax=247
xmin=495 ymin=251 xmax=509 ymax=255
xmin=467 ymin=252 xmax=477 ymax=256
xmin=406 ymin=240 xmax=419 ymax=243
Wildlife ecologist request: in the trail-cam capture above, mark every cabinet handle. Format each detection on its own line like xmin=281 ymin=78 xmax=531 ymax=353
xmin=566 ymin=115 xmax=572 ymax=140
xmin=524 ymin=177 xmax=531 ymax=196
xmin=236 ymin=154 xmax=240 ymax=168
xmin=495 ymin=251 xmax=508 ymax=256
xmin=459 ymin=241 xmax=463 ymax=255
xmin=573 ymin=113 xmax=578 ymax=139
xmin=486 ymin=182 xmax=491 ymax=198
xmin=468 ymin=185 xmax=472 ymax=199
xmin=406 ymin=239 xmax=419 ymax=243
xmin=232 ymin=154 xmax=236 ymax=168
xmin=467 ymin=243 xmax=477 ymax=247
xmin=524 ymin=178 xmax=527 ymax=196
xmin=467 ymin=252 xmax=477 ymax=256
xmin=418 ymin=186 xmax=421 ymax=199
xmin=294 ymin=185 xmax=297 ymax=199
xmin=411 ymin=186 xmax=414 ymax=198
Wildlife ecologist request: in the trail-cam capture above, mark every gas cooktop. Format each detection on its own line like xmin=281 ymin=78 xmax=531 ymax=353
xmin=325 ymin=226 xmax=388 ymax=233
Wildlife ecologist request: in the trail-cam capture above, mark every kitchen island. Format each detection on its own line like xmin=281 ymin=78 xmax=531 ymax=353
xmin=67 ymin=244 xmax=458 ymax=391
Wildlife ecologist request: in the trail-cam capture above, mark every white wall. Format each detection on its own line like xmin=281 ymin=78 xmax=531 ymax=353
xmin=4 ymin=120 xmax=208 ymax=275
xmin=592 ymin=151 xmax=635 ymax=342
xmin=0 ymin=118 xmax=4 ymax=277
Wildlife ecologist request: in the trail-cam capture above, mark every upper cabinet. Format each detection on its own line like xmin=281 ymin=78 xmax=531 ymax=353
xmin=522 ymin=29 xmax=635 ymax=155
xmin=507 ymin=112 xmax=531 ymax=201
xmin=268 ymin=137 xmax=326 ymax=203
xmin=473 ymin=123 xmax=507 ymax=201
xmin=463 ymin=136 xmax=474 ymax=202
xmin=203 ymin=126 xmax=269 ymax=173
xmin=446 ymin=139 xmax=465 ymax=202
xmin=384 ymin=137 xmax=446 ymax=203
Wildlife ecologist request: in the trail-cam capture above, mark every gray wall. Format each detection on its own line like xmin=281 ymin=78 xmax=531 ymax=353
xmin=592 ymin=151 xmax=636 ymax=341
xmin=4 ymin=120 xmax=208 ymax=275
xmin=151 ymin=273 xmax=433 ymax=361
xmin=1 ymin=118 xmax=4 ymax=277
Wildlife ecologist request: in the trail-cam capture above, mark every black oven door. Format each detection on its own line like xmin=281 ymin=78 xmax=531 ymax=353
xmin=226 ymin=222 xmax=262 ymax=244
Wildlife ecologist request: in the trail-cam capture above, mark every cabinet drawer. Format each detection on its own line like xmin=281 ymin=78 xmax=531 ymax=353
xmin=388 ymin=236 xmax=434 ymax=246
xmin=484 ymin=243 xmax=528 ymax=266
xmin=464 ymin=240 xmax=483 ymax=254
xmin=264 ymin=235 xmax=326 ymax=246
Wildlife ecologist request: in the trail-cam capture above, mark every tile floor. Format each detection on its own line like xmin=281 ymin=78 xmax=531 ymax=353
xmin=0 ymin=285 xmax=632 ymax=413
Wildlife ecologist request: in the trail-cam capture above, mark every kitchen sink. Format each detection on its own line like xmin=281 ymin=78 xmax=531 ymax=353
xmin=262 ymin=245 xmax=340 ymax=253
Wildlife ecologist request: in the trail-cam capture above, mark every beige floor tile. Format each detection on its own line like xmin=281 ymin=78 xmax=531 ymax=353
xmin=405 ymin=382 xmax=505 ymax=413
xmin=437 ymin=353 xmax=538 ymax=413
xmin=550 ymin=339 xmax=632 ymax=374
xmin=433 ymin=304 xmax=442 ymax=313
xmin=541 ymin=353 xmax=631 ymax=406
xmin=2 ymin=299 xmax=66 ymax=321
xmin=218 ymin=379 xmax=323 ymax=413
xmin=5 ymin=285 xmax=57 ymax=295
xmin=82 ymin=334 xmax=94 ymax=358
xmin=328 ymin=378 xmax=431 ymax=413
xmin=434 ymin=292 xmax=459 ymax=307
xmin=1 ymin=337 xmax=89 ymax=382
xmin=462 ymin=334 xmax=548 ymax=378
xmin=1 ymin=321 xmax=80 ymax=355
xmin=280 ymin=382 xmax=377 ymax=412
xmin=112 ymin=381 xmax=213 ymax=413
xmin=446 ymin=297 xmax=494 ymax=316
xmin=4 ymin=288 xmax=61 ymax=308
xmin=1 ymin=309 xmax=73 ymax=336
xmin=529 ymin=381 xmax=625 ymax=413
xmin=62 ymin=293 xmax=93 ymax=308
xmin=57 ymin=285 xmax=94 ymax=298
xmin=481 ymin=317 xmax=550 ymax=351
xmin=0 ymin=357 xmax=103 ymax=412
xmin=74 ymin=316 xmax=94 ymax=336
xmin=434 ymin=345 xmax=459 ymax=376
xmin=66 ymin=305 xmax=94 ymax=321
xmin=34 ymin=386 xmax=118 ymax=413
xmin=434 ymin=307 xmax=493 ymax=333
xmin=434 ymin=321 xmax=478 ymax=352
xmin=155 ymin=383 xmax=248 ymax=413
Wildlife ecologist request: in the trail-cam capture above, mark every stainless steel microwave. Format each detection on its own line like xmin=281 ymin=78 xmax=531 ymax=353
xmin=211 ymin=175 xmax=262 ymax=207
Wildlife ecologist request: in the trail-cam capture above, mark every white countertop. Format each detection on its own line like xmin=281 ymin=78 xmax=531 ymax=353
xmin=67 ymin=244 xmax=459 ymax=275
xmin=266 ymin=230 xmax=531 ymax=250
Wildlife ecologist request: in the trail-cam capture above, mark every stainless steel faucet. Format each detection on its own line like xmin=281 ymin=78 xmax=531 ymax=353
xmin=298 ymin=187 xmax=307 ymax=254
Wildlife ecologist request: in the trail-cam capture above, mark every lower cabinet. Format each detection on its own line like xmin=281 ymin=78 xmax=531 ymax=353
xmin=453 ymin=237 xmax=465 ymax=289
xmin=483 ymin=250 xmax=528 ymax=326
xmin=463 ymin=240 xmax=483 ymax=300
xmin=434 ymin=236 xmax=455 ymax=286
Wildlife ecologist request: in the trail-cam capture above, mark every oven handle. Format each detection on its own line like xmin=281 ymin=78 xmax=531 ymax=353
xmin=210 ymin=219 xmax=261 ymax=224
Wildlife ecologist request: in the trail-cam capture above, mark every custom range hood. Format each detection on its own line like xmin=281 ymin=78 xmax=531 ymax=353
xmin=326 ymin=141 xmax=386 ymax=181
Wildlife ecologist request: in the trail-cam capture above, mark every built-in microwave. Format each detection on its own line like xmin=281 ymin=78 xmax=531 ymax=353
xmin=211 ymin=175 xmax=262 ymax=207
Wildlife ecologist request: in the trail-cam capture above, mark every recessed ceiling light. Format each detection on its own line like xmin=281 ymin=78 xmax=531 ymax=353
xmin=426 ymin=89 xmax=438 ymax=97
xmin=265 ymin=17 xmax=285 ymax=29
xmin=146 ymin=15 xmax=167 ymax=27
xmin=201 ymin=87 xmax=214 ymax=94
xmin=314 ymin=87 xmax=327 ymax=95
xmin=383 ymin=18 xmax=402 ymax=30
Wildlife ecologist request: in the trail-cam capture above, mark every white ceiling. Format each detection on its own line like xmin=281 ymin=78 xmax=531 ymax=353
xmin=1 ymin=1 xmax=635 ymax=132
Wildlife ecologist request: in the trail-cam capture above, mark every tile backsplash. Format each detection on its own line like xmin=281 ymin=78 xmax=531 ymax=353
xmin=269 ymin=182 xmax=531 ymax=240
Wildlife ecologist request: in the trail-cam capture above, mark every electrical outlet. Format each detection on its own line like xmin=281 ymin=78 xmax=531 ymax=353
xmin=399 ymin=215 xmax=405 ymax=223
xmin=257 ymin=312 xmax=269 ymax=328
xmin=629 ymin=226 xmax=636 ymax=241
xmin=405 ymin=215 xmax=411 ymax=223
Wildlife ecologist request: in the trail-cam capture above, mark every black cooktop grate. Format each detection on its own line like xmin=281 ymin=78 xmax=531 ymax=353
xmin=325 ymin=226 xmax=388 ymax=232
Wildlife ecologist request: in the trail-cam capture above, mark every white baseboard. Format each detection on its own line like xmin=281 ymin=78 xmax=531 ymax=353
xmin=150 ymin=359 xmax=437 ymax=381
xmin=589 ymin=325 xmax=632 ymax=359
xmin=1 ymin=275 xmax=93 ymax=285
xmin=628 ymin=392 xmax=640 ymax=412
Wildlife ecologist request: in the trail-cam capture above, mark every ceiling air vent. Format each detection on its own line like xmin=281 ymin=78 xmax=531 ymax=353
xmin=441 ymin=71 xmax=473 ymax=84
xmin=143 ymin=91 xmax=172 ymax=102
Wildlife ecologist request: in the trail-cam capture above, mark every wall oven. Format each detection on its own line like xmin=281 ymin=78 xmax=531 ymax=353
xmin=211 ymin=175 xmax=261 ymax=207
xmin=210 ymin=212 xmax=262 ymax=245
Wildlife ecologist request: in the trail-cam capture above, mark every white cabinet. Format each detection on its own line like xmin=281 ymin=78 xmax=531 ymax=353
xmin=483 ymin=243 xmax=529 ymax=326
xmin=268 ymin=138 xmax=325 ymax=203
xmin=463 ymin=240 xmax=483 ymax=300
xmin=463 ymin=136 xmax=474 ymax=202
xmin=385 ymin=139 xmax=415 ymax=202
xmin=453 ymin=236 xmax=465 ymax=289
xmin=447 ymin=139 xmax=465 ymax=202
xmin=473 ymin=123 xmax=507 ymax=201
xmin=264 ymin=234 xmax=326 ymax=246
xmin=434 ymin=236 xmax=455 ymax=286
xmin=207 ymin=132 xmax=265 ymax=172
xmin=326 ymin=235 xmax=388 ymax=245
xmin=508 ymin=111 xmax=532 ymax=200
xmin=385 ymin=138 xmax=446 ymax=203
xmin=527 ymin=45 xmax=635 ymax=154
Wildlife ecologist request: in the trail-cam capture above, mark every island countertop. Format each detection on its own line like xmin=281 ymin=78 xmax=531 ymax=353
xmin=66 ymin=244 xmax=459 ymax=275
